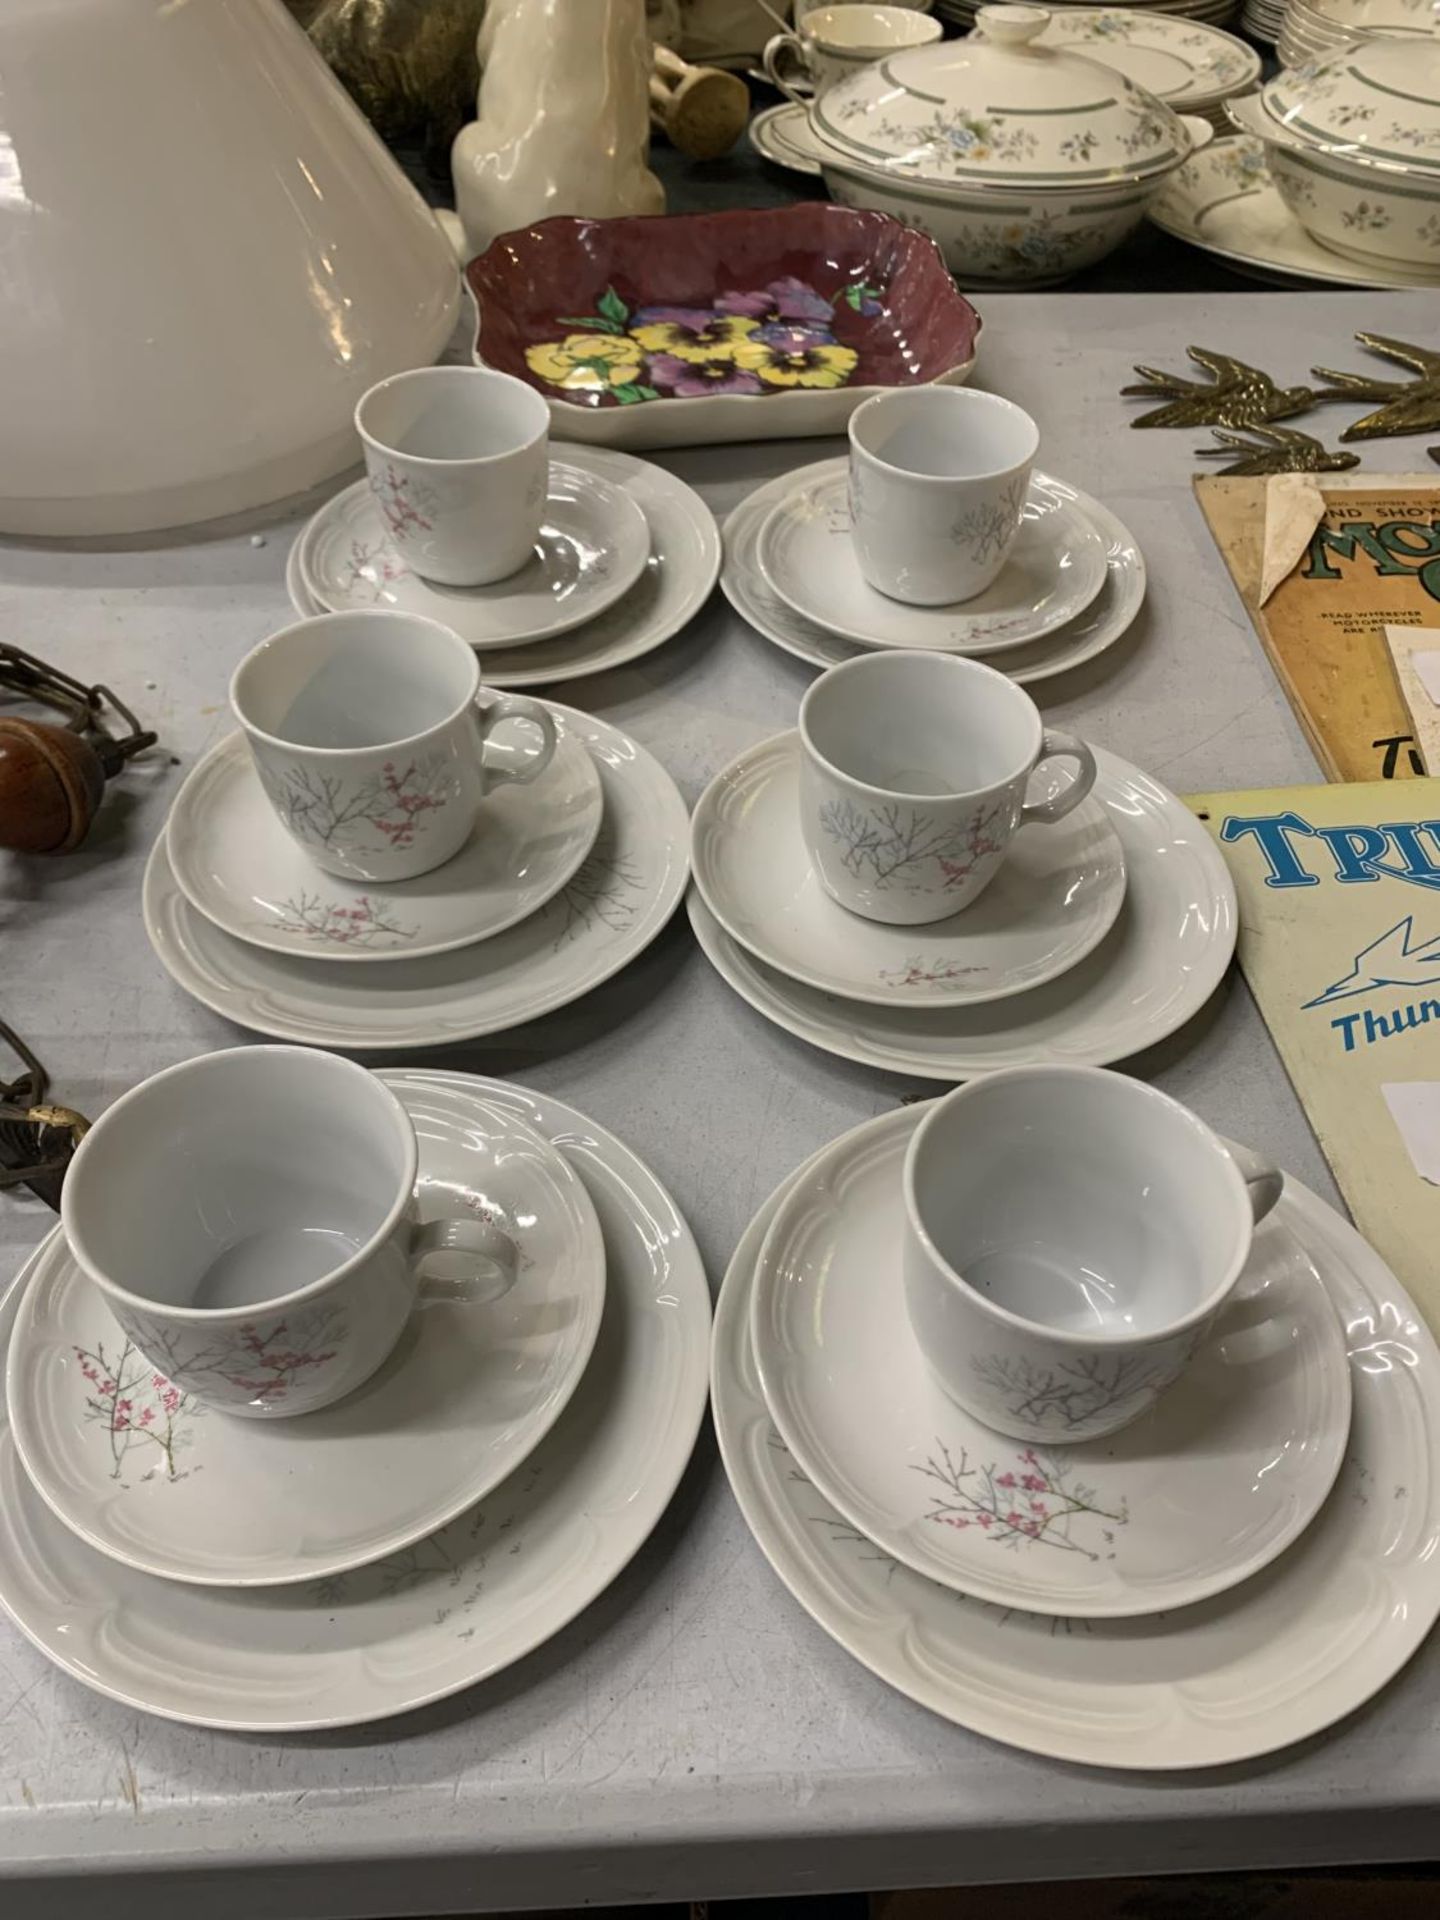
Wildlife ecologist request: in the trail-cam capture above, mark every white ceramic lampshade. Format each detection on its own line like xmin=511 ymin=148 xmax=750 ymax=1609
xmin=0 ymin=0 xmax=460 ymax=536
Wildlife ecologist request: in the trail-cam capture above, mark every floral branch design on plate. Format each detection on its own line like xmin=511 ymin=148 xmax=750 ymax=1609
xmin=369 ymin=463 xmax=439 ymax=539
xmin=818 ymin=796 xmax=1007 ymax=892
xmin=264 ymin=756 xmax=452 ymax=857
xmin=767 ymin=1429 xmax=1098 ymax=1631
xmin=971 ymin=1350 xmax=1170 ymax=1432
xmin=523 ymin=276 xmax=869 ymax=407
xmin=340 ymin=538 xmax=409 ymax=603
xmin=948 ymin=473 xmax=1027 ymax=566
xmin=878 ymin=956 xmax=991 ymax=990
xmin=913 ymin=1439 xmax=1129 ymax=1561
xmin=267 ymin=892 xmax=418 ymax=948
xmin=310 ymin=1462 xmax=545 ymax=1638
xmin=119 ymin=1303 xmax=348 ymax=1409
xmin=542 ymin=838 xmax=646 ymax=949
xmin=76 ymin=1341 xmax=199 ymax=1484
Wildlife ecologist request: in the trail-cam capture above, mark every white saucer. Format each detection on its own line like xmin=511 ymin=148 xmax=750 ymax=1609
xmin=715 ymin=1129 xmax=1440 ymax=1769
xmin=298 ymin=460 xmax=652 ymax=649
xmin=166 ymin=727 xmax=603 ymax=963
xmin=7 ymin=1078 xmax=606 ymax=1588
xmin=0 ymin=1074 xmax=710 ymax=1730
xmin=291 ymin=446 xmax=720 ymax=689
xmin=750 ymin=1105 xmax=1350 ymax=1617
xmin=723 ymin=463 xmax=1146 ymax=687
xmin=690 ymin=733 xmax=1126 ymax=1009
xmin=688 ymin=747 xmax=1236 ymax=1078
xmin=1147 ymin=138 xmax=1440 ymax=290
xmin=748 ymin=101 xmax=824 ymax=177
xmin=757 ymin=464 xmax=1109 ymax=654
xmin=144 ymin=704 xmax=690 ymax=1049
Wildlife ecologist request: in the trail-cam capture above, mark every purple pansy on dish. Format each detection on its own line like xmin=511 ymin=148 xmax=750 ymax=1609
xmin=715 ymin=275 xmax=837 ymax=327
xmin=647 ymin=353 xmax=767 ymax=398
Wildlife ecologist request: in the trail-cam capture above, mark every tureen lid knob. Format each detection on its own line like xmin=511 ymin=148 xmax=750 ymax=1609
xmin=974 ymin=4 xmax=1050 ymax=43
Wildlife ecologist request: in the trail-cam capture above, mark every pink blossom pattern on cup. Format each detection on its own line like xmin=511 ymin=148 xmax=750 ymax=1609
xmin=257 ymin=754 xmax=454 ymax=860
xmin=913 ymin=1440 xmax=1130 ymax=1562
xmin=369 ymin=462 xmax=439 ymax=540
xmin=970 ymin=1349 xmax=1181 ymax=1436
xmin=113 ymin=1303 xmax=348 ymax=1415
xmin=76 ymin=1340 xmax=197 ymax=1483
xmin=818 ymin=795 xmax=1008 ymax=896
xmin=268 ymin=892 xmax=418 ymax=949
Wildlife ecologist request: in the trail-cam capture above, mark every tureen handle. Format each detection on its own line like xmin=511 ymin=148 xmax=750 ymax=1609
xmin=972 ymin=5 xmax=1050 ymax=45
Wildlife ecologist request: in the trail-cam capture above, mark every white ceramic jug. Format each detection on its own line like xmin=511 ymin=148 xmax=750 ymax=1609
xmin=452 ymin=0 xmax=666 ymax=258
xmin=0 ymin=0 xmax=459 ymax=537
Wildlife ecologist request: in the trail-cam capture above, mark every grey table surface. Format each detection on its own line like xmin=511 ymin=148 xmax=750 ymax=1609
xmin=2 ymin=289 xmax=1438 ymax=1916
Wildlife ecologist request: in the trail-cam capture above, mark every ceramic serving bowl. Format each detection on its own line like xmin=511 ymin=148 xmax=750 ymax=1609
xmin=465 ymin=203 xmax=982 ymax=450
xmin=807 ymin=4 xmax=1215 ymax=284
xmin=1227 ymin=39 xmax=1440 ymax=270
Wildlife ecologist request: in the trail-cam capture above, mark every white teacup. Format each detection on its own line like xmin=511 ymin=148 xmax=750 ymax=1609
xmin=763 ymin=4 xmax=941 ymax=102
xmin=903 ymin=1067 xmax=1285 ymax=1444
xmin=355 ymin=366 xmax=550 ymax=588
xmin=59 ymin=1047 xmax=521 ymax=1420
xmin=231 ymin=610 xmax=557 ymax=884
xmin=798 ymin=650 xmax=1095 ymax=926
xmin=848 ymin=387 xmax=1039 ymax=606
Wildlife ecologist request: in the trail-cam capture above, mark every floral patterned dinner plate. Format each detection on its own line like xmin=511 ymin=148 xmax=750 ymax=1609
xmin=143 ymin=705 xmax=690 ymax=1050
xmin=5 ymin=1077 xmax=606 ymax=1588
xmin=689 ymin=732 xmax=1126 ymax=1009
xmin=299 ymin=462 xmax=650 ymax=649
xmin=0 ymin=1074 xmax=710 ymax=1730
xmin=165 ymin=724 xmax=602 ymax=964
xmin=1147 ymin=137 xmax=1440 ymax=289
xmin=715 ymin=1131 xmax=1439 ymax=1766
xmin=756 ymin=463 xmax=1109 ymax=654
xmin=747 ymin=1104 xmax=1351 ymax=1619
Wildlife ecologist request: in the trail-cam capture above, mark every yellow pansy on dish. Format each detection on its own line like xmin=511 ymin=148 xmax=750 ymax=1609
xmin=627 ymin=310 xmax=759 ymax=364
xmin=732 ymin=333 xmax=860 ymax=391
xmin=524 ymin=332 xmax=645 ymax=394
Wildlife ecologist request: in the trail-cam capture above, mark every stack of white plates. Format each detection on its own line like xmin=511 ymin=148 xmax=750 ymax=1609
xmin=0 ymin=1073 xmax=712 ymax=1732
xmin=1277 ymin=0 xmax=1440 ymax=67
xmin=937 ymin=0 xmax=1241 ymax=27
xmin=1243 ymin=0 xmax=1285 ymax=40
xmin=710 ymin=1096 xmax=1440 ymax=1770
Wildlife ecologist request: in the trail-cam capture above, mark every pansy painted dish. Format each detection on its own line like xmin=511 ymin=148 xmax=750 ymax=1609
xmin=466 ymin=204 xmax=981 ymax=450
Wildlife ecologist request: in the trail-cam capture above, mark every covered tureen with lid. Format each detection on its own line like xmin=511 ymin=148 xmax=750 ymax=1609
xmin=1228 ymin=37 xmax=1440 ymax=270
xmin=806 ymin=3 xmax=1215 ymax=283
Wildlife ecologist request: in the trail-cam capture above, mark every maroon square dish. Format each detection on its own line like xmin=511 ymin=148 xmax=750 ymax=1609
xmin=465 ymin=204 xmax=982 ymax=451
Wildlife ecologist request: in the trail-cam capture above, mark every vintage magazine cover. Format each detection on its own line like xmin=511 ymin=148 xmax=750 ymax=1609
xmin=1190 ymin=777 xmax=1440 ymax=1330
xmin=1195 ymin=475 xmax=1440 ymax=782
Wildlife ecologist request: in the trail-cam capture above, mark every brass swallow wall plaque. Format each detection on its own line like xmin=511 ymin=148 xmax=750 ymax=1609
xmin=1124 ymin=347 xmax=1317 ymax=429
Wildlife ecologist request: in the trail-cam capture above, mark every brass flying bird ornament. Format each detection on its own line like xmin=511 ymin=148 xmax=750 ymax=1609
xmin=1312 ymin=334 xmax=1440 ymax=442
xmin=1124 ymin=346 xmax=1317 ymax=430
xmin=1195 ymin=424 xmax=1361 ymax=477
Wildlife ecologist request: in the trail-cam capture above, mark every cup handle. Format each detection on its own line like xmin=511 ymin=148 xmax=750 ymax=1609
xmin=410 ymin=1215 xmax=519 ymax=1308
xmin=1227 ymin=1140 xmax=1285 ymax=1227
xmin=762 ymin=32 xmax=812 ymax=103
xmin=475 ymin=694 xmax=557 ymax=789
xmin=1019 ymin=729 xmax=1097 ymax=827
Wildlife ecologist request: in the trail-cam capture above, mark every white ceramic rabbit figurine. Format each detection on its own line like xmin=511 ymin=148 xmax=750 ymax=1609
xmin=452 ymin=0 xmax=665 ymax=257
